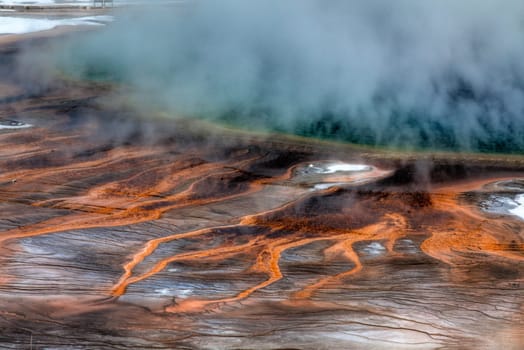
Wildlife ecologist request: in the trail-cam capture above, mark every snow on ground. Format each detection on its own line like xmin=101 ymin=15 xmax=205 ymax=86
xmin=313 ymin=182 xmax=345 ymax=191
xmin=1 ymin=0 xmax=55 ymax=3
xmin=0 ymin=120 xmax=32 ymax=129
xmin=307 ymin=162 xmax=371 ymax=174
xmin=483 ymin=194 xmax=524 ymax=221
xmin=1 ymin=0 xmax=88 ymax=4
xmin=0 ymin=0 xmax=184 ymax=5
xmin=362 ymin=242 xmax=386 ymax=256
xmin=0 ymin=15 xmax=112 ymax=34
xmin=508 ymin=194 xmax=524 ymax=220
xmin=321 ymin=163 xmax=371 ymax=173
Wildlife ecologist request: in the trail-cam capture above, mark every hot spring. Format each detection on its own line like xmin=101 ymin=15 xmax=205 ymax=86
xmin=2 ymin=1 xmax=524 ymax=349
xmin=38 ymin=0 xmax=524 ymax=154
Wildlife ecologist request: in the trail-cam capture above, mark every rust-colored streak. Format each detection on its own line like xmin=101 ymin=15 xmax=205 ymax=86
xmin=1 ymin=39 xmax=524 ymax=347
xmin=0 ymin=159 xmax=268 ymax=245
xmin=418 ymin=178 xmax=524 ymax=265
xmin=111 ymin=225 xmax=244 ymax=296
xmin=294 ymin=214 xmax=407 ymax=300
xmin=164 ymin=236 xmax=339 ymax=313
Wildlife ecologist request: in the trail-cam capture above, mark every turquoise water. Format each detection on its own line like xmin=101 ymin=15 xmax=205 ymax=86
xmin=56 ymin=38 xmax=524 ymax=155
xmin=209 ymin=108 xmax=524 ymax=154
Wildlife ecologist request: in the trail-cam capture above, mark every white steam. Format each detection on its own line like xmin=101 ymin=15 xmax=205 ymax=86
xmin=47 ymin=0 xmax=524 ymax=151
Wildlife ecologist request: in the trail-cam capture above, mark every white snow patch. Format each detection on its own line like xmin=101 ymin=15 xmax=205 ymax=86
xmin=362 ymin=242 xmax=386 ymax=255
xmin=1 ymin=0 xmax=55 ymax=3
xmin=0 ymin=0 xmax=184 ymax=5
xmin=313 ymin=182 xmax=345 ymax=190
xmin=155 ymin=287 xmax=192 ymax=297
xmin=0 ymin=15 xmax=113 ymax=35
xmin=155 ymin=288 xmax=173 ymax=296
xmin=508 ymin=194 xmax=524 ymax=220
xmin=307 ymin=162 xmax=371 ymax=174
xmin=0 ymin=121 xmax=32 ymax=129
xmin=323 ymin=163 xmax=371 ymax=173
xmin=484 ymin=194 xmax=524 ymax=221
xmin=73 ymin=15 xmax=114 ymax=23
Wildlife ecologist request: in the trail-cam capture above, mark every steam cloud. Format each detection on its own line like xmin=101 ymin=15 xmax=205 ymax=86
xmin=49 ymin=0 xmax=524 ymax=152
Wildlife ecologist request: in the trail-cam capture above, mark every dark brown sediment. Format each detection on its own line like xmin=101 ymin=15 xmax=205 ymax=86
xmin=0 ymin=32 xmax=523 ymax=350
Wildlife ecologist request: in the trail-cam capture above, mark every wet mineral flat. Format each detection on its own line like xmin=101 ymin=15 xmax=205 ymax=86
xmin=0 ymin=24 xmax=523 ymax=350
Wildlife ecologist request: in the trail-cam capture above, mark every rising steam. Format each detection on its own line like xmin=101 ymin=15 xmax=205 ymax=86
xmin=44 ymin=0 xmax=524 ymax=152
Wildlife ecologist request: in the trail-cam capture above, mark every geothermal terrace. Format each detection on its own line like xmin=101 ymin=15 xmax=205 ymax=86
xmin=0 ymin=2 xmax=523 ymax=350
